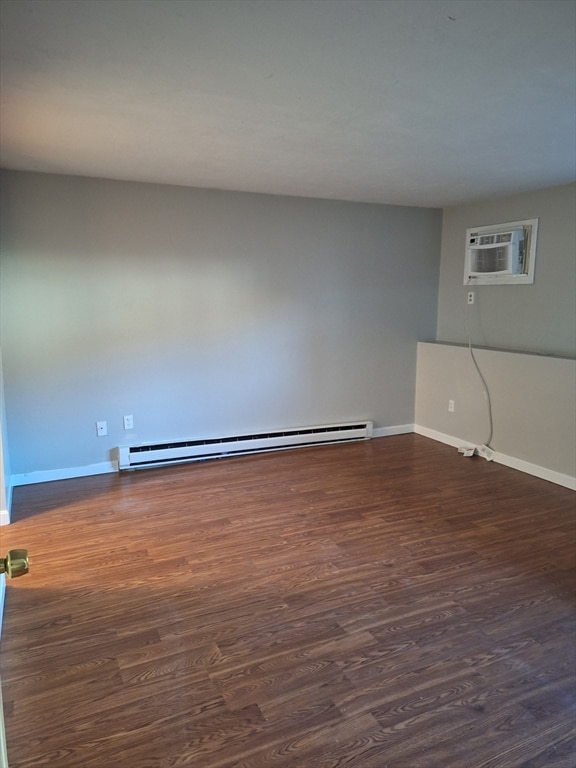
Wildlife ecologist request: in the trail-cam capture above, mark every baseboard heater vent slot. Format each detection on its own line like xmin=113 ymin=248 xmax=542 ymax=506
xmin=118 ymin=421 xmax=373 ymax=470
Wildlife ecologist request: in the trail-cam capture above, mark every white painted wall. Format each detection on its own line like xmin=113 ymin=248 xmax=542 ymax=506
xmin=0 ymin=171 xmax=441 ymax=479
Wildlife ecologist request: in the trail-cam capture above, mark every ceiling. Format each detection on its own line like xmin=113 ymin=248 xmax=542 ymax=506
xmin=1 ymin=0 xmax=574 ymax=208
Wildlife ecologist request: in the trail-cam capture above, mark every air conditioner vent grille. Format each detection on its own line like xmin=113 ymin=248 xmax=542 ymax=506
xmin=472 ymin=246 xmax=510 ymax=273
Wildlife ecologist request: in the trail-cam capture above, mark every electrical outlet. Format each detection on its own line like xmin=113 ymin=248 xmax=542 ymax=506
xmin=123 ymin=414 xmax=134 ymax=430
xmin=467 ymin=291 xmax=475 ymax=305
xmin=96 ymin=421 xmax=107 ymax=437
xmin=448 ymin=400 xmax=455 ymax=412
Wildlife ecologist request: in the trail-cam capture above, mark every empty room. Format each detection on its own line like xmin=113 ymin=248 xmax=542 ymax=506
xmin=0 ymin=1 xmax=575 ymax=766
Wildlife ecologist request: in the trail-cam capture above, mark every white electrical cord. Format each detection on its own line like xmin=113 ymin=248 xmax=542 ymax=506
xmin=464 ymin=290 xmax=494 ymax=449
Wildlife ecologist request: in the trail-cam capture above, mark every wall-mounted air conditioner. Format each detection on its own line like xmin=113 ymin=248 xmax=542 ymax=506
xmin=464 ymin=218 xmax=538 ymax=285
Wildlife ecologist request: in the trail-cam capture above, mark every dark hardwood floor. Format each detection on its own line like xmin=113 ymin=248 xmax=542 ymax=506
xmin=1 ymin=434 xmax=575 ymax=767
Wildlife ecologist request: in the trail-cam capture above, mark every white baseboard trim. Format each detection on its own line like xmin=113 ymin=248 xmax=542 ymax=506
xmin=6 ymin=430 xmax=412 ymax=489
xmin=493 ymin=453 xmax=576 ymax=491
xmin=0 ymin=578 xmax=5 ymax=638
xmin=373 ymin=424 xmax=414 ymax=438
xmin=414 ymin=424 xmax=576 ymax=491
xmin=5 ymin=481 xmax=12 ymax=515
xmin=0 ymin=481 xmax=12 ymax=525
xmin=10 ymin=461 xmax=118 ymax=488
xmin=7 ymin=426 xmax=574 ymax=492
xmin=413 ymin=425 xmax=464 ymax=449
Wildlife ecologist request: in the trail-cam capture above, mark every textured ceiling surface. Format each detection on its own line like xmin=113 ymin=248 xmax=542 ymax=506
xmin=1 ymin=0 xmax=575 ymax=206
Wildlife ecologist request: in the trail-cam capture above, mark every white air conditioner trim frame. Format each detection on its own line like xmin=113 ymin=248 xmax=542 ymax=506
xmin=464 ymin=218 xmax=538 ymax=285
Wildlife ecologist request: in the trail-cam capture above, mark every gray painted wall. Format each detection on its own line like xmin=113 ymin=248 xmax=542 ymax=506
xmin=436 ymin=183 xmax=576 ymax=357
xmin=0 ymin=171 xmax=441 ymax=476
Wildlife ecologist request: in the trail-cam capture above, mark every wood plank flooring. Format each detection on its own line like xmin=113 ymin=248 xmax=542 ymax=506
xmin=1 ymin=434 xmax=575 ymax=767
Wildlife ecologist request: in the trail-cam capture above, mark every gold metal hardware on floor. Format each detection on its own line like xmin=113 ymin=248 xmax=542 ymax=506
xmin=0 ymin=549 xmax=29 ymax=578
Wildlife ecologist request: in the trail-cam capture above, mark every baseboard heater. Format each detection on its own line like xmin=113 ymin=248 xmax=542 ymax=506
xmin=118 ymin=420 xmax=373 ymax=471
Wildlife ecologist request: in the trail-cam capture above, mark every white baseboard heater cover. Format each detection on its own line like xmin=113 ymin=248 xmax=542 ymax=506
xmin=118 ymin=421 xmax=373 ymax=470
